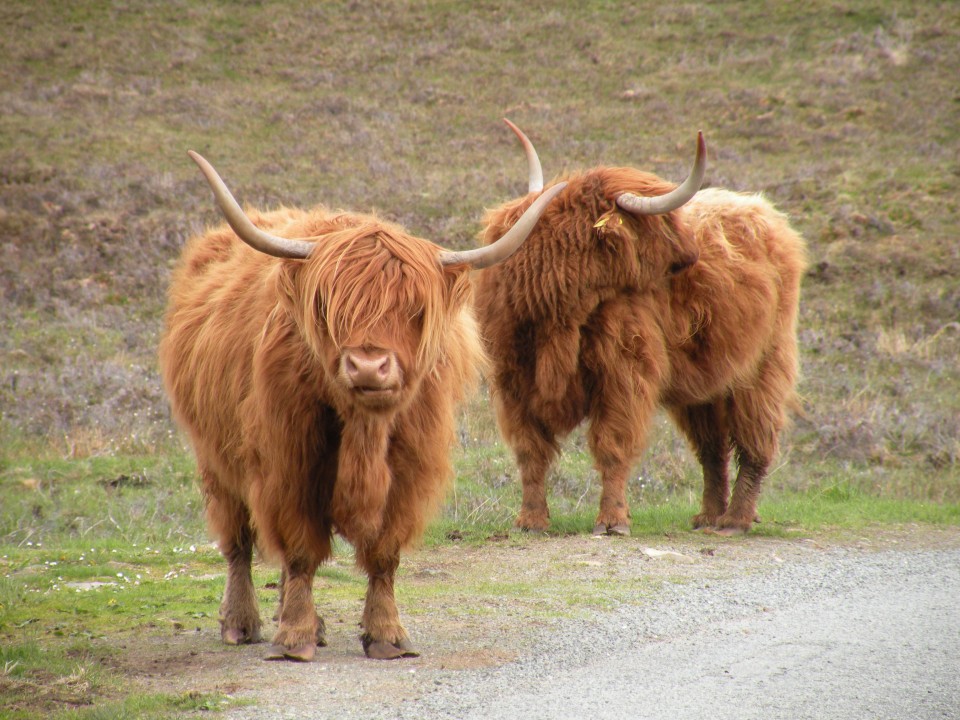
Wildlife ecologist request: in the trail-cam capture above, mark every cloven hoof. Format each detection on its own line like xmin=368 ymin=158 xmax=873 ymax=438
xmin=593 ymin=523 xmax=631 ymax=537
xmin=222 ymin=626 xmax=262 ymax=645
xmin=517 ymin=526 xmax=548 ymax=536
xmin=264 ymin=643 xmax=316 ymax=662
xmin=703 ymin=525 xmax=749 ymax=537
xmin=362 ymin=634 xmax=420 ymax=660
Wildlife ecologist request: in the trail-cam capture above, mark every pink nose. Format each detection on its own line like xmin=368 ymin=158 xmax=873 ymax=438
xmin=341 ymin=349 xmax=396 ymax=390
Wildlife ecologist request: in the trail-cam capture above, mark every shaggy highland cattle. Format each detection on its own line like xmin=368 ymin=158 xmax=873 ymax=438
xmin=159 ymin=149 xmax=565 ymax=660
xmin=475 ymin=120 xmax=806 ymax=536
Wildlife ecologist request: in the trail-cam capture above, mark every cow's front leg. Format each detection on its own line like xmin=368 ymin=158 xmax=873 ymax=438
xmin=504 ymin=417 xmax=559 ymax=532
xmin=591 ymin=450 xmax=633 ymax=536
xmin=267 ymin=557 xmax=321 ymax=662
xmin=588 ymin=389 xmax=652 ymax=536
xmin=273 ymin=567 xmax=327 ymax=648
xmin=219 ymin=523 xmax=263 ymax=644
xmin=583 ymin=303 xmax=662 ymax=536
xmin=516 ymin=447 xmax=554 ymax=532
xmin=586 ymin=374 xmax=656 ymax=536
xmin=356 ymin=547 xmax=418 ymax=659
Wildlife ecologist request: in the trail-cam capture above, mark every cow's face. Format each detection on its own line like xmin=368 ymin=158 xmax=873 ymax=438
xmin=486 ymin=122 xmax=705 ymax=296
xmin=592 ymin=202 xmax=700 ymax=288
xmin=287 ymin=225 xmax=470 ymax=413
xmin=329 ymin=312 xmax=421 ymax=412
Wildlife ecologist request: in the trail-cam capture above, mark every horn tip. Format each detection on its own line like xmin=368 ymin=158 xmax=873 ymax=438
xmin=503 ymin=117 xmax=524 ymax=139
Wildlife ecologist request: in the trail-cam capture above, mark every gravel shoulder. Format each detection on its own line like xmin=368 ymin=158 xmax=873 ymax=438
xmin=121 ymin=526 xmax=960 ymax=719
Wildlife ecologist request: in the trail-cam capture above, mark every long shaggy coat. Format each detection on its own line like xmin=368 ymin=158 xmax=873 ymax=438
xmin=476 ymin=166 xmax=806 ymax=535
xmin=160 ymin=206 xmax=482 ymax=659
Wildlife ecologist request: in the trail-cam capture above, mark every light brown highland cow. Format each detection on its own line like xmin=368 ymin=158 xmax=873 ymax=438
xmin=476 ymin=121 xmax=806 ymax=536
xmin=159 ymin=150 xmax=564 ymax=660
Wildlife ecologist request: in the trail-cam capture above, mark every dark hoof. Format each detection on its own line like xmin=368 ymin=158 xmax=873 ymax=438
xmin=691 ymin=515 xmax=719 ymax=530
xmin=361 ymin=634 xmax=420 ymax=660
xmin=515 ymin=514 xmax=550 ymax=534
xmin=519 ymin=526 xmax=548 ymax=536
xmin=593 ymin=523 xmax=631 ymax=537
xmin=265 ymin=643 xmax=316 ymax=662
xmin=703 ymin=526 xmax=748 ymax=537
xmin=222 ymin=626 xmax=262 ymax=645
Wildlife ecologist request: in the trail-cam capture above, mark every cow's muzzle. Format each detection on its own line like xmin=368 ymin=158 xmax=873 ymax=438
xmin=339 ymin=348 xmax=402 ymax=399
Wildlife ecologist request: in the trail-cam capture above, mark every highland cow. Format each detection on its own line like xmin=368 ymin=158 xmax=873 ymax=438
xmin=159 ymin=149 xmax=564 ymax=660
xmin=475 ymin=120 xmax=806 ymax=536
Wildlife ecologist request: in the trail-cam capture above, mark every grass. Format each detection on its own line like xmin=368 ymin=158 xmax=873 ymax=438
xmin=1 ymin=0 xmax=958 ymax=716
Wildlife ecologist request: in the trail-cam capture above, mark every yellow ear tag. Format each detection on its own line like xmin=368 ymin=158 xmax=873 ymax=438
xmin=593 ymin=211 xmax=614 ymax=229
xmin=593 ymin=210 xmax=625 ymax=230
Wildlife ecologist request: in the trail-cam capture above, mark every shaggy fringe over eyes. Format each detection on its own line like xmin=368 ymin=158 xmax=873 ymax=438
xmin=292 ymin=222 xmax=452 ymax=367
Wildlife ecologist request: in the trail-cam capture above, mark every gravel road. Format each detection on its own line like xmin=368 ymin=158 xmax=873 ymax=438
xmin=226 ymin=537 xmax=960 ymax=720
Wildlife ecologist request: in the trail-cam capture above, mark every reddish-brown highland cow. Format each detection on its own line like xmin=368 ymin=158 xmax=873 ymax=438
xmin=475 ymin=120 xmax=806 ymax=536
xmin=159 ymin=149 xmax=565 ymax=660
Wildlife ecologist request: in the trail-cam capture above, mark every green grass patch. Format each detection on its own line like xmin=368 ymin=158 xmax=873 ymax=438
xmin=0 ymin=639 xmax=233 ymax=719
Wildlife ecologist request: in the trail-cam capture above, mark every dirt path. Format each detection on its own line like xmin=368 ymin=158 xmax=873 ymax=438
xmin=114 ymin=526 xmax=960 ymax=718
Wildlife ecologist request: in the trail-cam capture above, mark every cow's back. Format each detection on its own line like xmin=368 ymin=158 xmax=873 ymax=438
xmin=661 ymin=189 xmax=806 ymax=405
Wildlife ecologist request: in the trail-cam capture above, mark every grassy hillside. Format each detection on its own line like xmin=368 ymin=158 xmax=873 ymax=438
xmin=2 ymin=0 xmax=958 ymax=493
xmin=1 ymin=2 xmax=958 ymax=716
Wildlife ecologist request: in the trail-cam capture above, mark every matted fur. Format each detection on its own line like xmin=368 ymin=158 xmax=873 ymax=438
xmin=476 ymin=168 xmax=806 ymax=535
xmin=159 ymin=204 xmax=483 ymax=658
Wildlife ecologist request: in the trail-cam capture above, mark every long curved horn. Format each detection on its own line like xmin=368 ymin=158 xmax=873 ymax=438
xmin=439 ymin=182 xmax=567 ymax=269
xmin=188 ymin=151 xmax=316 ymax=259
xmin=503 ymin=118 xmax=544 ymax=193
xmin=615 ymin=132 xmax=707 ymax=216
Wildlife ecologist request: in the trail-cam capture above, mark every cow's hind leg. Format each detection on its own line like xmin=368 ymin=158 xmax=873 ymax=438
xmin=267 ymin=557 xmax=321 ymax=661
xmin=356 ymin=547 xmax=418 ymax=660
xmin=204 ymin=476 xmax=262 ymax=645
xmin=669 ymin=401 xmax=732 ymax=530
xmin=716 ymin=351 xmax=794 ymax=535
